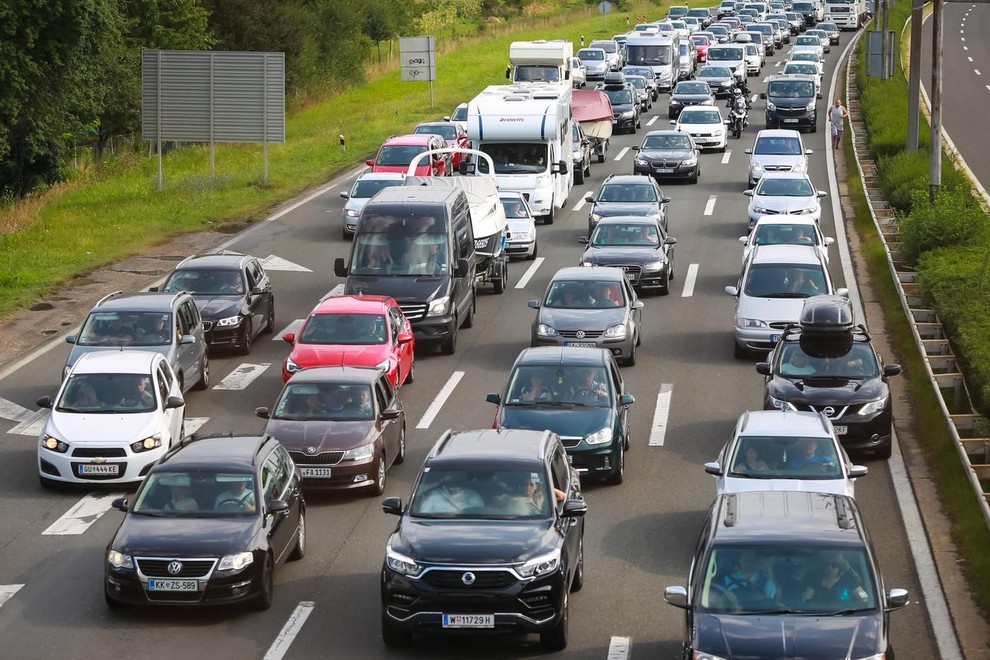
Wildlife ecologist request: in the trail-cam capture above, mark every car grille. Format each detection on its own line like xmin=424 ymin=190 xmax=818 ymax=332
xmin=762 ymin=165 xmax=793 ymax=172
xmin=288 ymin=450 xmax=344 ymax=465
xmin=136 ymin=558 xmax=216 ymax=578
xmin=796 ymin=404 xmax=851 ymax=419
xmin=558 ymin=330 xmax=604 ymax=339
xmin=776 ymin=107 xmax=809 ymax=117
xmin=421 ymin=570 xmax=518 ymax=589
xmin=650 ymin=160 xmax=682 ymax=168
xmin=72 ymin=447 xmax=127 ymax=458
xmin=560 ymin=436 xmax=582 ymax=448
xmin=399 ymin=303 xmax=427 ymax=322
xmin=768 ymin=321 xmax=793 ymax=329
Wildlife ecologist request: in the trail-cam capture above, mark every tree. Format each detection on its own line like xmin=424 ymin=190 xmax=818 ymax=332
xmin=362 ymin=0 xmax=411 ymax=64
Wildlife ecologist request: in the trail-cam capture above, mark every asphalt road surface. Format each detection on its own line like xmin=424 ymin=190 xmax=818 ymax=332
xmin=0 ymin=31 xmax=940 ymax=659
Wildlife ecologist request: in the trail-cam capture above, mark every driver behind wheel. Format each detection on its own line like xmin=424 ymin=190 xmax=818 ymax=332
xmin=215 ymin=477 xmax=256 ymax=512
xmin=721 ymin=552 xmax=777 ymax=601
xmin=786 ymin=438 xmax=834 ymax=471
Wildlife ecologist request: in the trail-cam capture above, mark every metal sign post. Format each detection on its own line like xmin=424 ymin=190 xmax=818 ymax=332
xmin=400 ymin=37 xmax=437 ymax=111
xmin=599 ymin=1 xmax=613 ymax=31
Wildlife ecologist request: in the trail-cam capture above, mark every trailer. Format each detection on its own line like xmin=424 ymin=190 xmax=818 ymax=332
xmin=572 ymin=89 xmax=614 ymax=164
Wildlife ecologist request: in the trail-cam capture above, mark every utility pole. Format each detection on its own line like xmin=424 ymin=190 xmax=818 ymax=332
xmin=907 ymin=0 xmax=923 ymax=150
xmin=930 ymin=0 xmax=943 ymax=204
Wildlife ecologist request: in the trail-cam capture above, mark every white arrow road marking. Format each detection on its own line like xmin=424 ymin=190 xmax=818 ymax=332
xmin=273 ymin=319 xmax=304 ymax=341
xmin=649 ymin=384 xmax=674 ymax=447
xmin=516 ymin=257 xmax=545 ymax=289
xmin=213 ymin=363 xmax=272 ymax=391
xmin=264 ymin=601 xmax=316 ymax=660
xmin=10 ymin=410 xmax=49 ymax=436
xmin=0 ymin=396 xmax=34 ymax=424
xmin=721 ymin=150 xmax=732 ymax=165
xmin=416 ymin=371 xmax=464 ymax=429
xmin=183 ymin=417 xmax=209 ymax=436
xmin=259 ymin=255 xmax=313 ymax=272
xmin=646 ymin=115 xmax=659 ymax=126
xmin=607 ymin=636 xmax=633 ymax=660
xmin=614 ymin=146 xmax=630 ymax=161
xmin=704 ymin=195 xmax=717 ymax=216
xmin=0 ymin=585 xmax=24 ymax=609
xmin=572 ymin=191 xmax=593 ymax=212
xmin=681 ymin=264 xmax=700 ymax=297
xmin=43 ymin=492 xmax=123 ymax=536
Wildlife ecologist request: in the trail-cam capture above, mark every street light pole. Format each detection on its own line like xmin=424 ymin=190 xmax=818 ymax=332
xmin=907 ymin=0 xmax=923 ymax=151
xmin=930 ymin=0 xmax=943 ymax=204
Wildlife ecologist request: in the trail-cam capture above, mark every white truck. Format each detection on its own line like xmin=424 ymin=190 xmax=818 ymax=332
xmin=467 ymin=84 xmax=573 ymax=224
xmin=823 ymin=0 xmax=866 ymax=29
xmin=506 ymin=40 xmax=575 ymax=86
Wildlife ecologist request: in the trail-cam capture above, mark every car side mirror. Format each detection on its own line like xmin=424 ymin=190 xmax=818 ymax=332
xmin=148 ymin=285 xmax=160 ymax=292
xmin=632 ymin=300 xmax=645 ymax=310
xmin=664 ymin=586 xmax=689 ymax=609
xmin=528 ymin=299 xmax=541 ymax=309
xmin=111 ymin=497 xmax=129 ymax=513
xmin=578 ymin=236 xmax=590 ymax=244
xmin=485 ymin=392 xmax=501 ymax=406
xmin=725 ymin=285 xmax=739 ymax=297
xmin=165 ymin=395 xmax=185 ymax=410
xmin=884 ymin=364 xmax=902 ymax=377
xmin=619 ymin=393 xmax=635 ymax=406
xmin=817 ymin=190 xmax=828 ymax=197
xmin=817 ymin=92 xmax=823 ymax=99
xmin=743 ymin=189 xmax=754 ymax=197
xmin=381 ymin=407 xmax=401 ymax=420
xmin=179 ymin=334 xmax=196 ymax=345
xmin=269 ymin=500 xmax=290 ymax=514
xmin=632 ymin=145 xmax=641 ymax=151
xmin=339 ymin=191 xmax=350 ymax=199
xmin=836 ymin=287 xmax=849 ymax=297
xmin=744 ymin=148 xmax=752 ymax=154
xmin=36 ymin=396 xmax=53 ymax=409
xmin=505 ymin=65 xmax=511 ymax=79
xmin=849 ymin=465 xmax=869 ymax=478
xmin=669 ymin=120 xmax=677 ymax=125
xmin=885 ymin=588 xmax=909 ymax=611
xmin=365 ymin=159 xmax=374 ymax=166
xmin=382 ymin=496 xmax=403 ymax=516
xmin=397 ymin=330 xmax=413 ymax=343
xmin=805 ymin=149 xmax=813 ymax=155
xmin=255 ymin=407 xmax=271 ymax=420
xmin=455 ymin=258 xmax=471 ymax=278
xmin=282 ymin=331 xmax=296 ymax=344
xmin=755 ymin=362 xmax=771 ymax=375
xmin=704 ymin=461 xmax=723 ymax=476
xmin=759 ymin=92 xmax=767 ymax=99
xmin=584 ymin=193 xmax=595 ymax=203
xmin=334 ymin=257 xmax=348 ymax=278
xmin=560 ymin=499 xmax=588 ymax=518
xmin=665 ymin=237 xmax=677 ymax=245
xmin=661 ymin=196 xmax=672 ymax=204
xmin=442 ymin=115 xmax=451 ymax=122
xmin=65 ymin=335 xmax=77 ymax=345
xmin=738 ymin=235 xmax=748 ymax=244
xmin=824 ymin=237 xmax=835 ymax=246
xmin=551 ymin=160 xmax=568 ymax=174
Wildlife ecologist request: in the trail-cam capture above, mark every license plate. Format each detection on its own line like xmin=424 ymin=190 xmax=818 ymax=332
xmin=655 ymin=168 xmax=674 ymax=173
xmin=567 ymin=342 xmax=597 ymax=347
xmin=782 ymin=118 xmax=799 ymax=123
xmin=833 ymin=425 xmax=848 ymax=435
xmin=148 ymin=579 xmax=198 ymax=592
xmin=442 ymin=614 xmax=494 ymax=629
xmin=626 ymin=273 xmax=636 ymax=281
xmin=300 ymin=467 xmax=332 ymax=478
xmin=769 ymin=335 xmax=778 ymax=344
xmin=78 ymin=464 xmax=119 ymax=476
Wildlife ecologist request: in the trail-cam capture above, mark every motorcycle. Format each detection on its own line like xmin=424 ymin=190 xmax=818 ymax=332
xmin=726 ymin=97 xmax=749 ymax=139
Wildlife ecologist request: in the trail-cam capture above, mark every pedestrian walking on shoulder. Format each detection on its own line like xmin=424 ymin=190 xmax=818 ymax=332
xmin=829 ymin=98 xmax=849 ymax=150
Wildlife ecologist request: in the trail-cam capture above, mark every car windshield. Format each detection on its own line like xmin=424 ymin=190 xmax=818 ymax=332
xmin=819 ymin=23 xmax=838 ymax=31
xmin=591 ymin=223 xmax=661 ymax=247
xmin=56 ymin=373 xmax=157 ymax=413
xmin=628 ymin=77 xmax=647 ymax=90
xmin=754 ymin=137 xmax=803 ymax=155
xmin=349 ymin=232 xmax=449 ymax=277
xmin=768 ymin=79 xmax=815 ymax=98
xmin=76 ymin=311 xmax=174 ymax=347
xmin=602 ymin=87 xmax=635 ymax=105
xmin=698 ymin=544 xmax=877 ymax=614
xmin=591 ymin=41 xmax=617 ymax=53
xmin=163 ymin=268 xmax=245 ymax=296
xmin=795 ymin=36 xmax=820 ymax=46
xmin=747 ymin=44 xmax=760 ymax=55
xmin=504 ymin=365 xmax=615 ymax=407
xmin=450 ymin=105 xmax=468 ymax=121
xmin=643 ymin=134 xmax=694 ymax=150
xmin=708 ymin=47 xmax=743 ymax=61
xmin=514 ymin=65 xmax=561 ymax=82
xmin=598 ymin=183 xmax=658 ymax=203
xmin=477 ymin=142 xmax=549 ymax=174
xmin=577 ymin=49 xmax=605 ymax=61
xmin=727 ymin=435 xmax=843 ymax=479
xmin=691 ymin=36 xmax=711 ymax=45
xmin=699 ymin=66 xmax=732 ymax=78
xmin=409 ymin=467 xmax=554 ymax=519
xmin=757 ymin=177 xmax=815 ymax=197
xmin=132 ymin=472 xmax=258 ymax=517
xmin=777 ymin=342 xmax=881 ymax=378
xmin=624 ymin=66 xmax=655 ymax=80
xmin=675 ymin=82 xmax=711 ymax=95
xmin=414 ymin=124 xmax=456 ymax=140
xmin=681 ymin=110 xmax=722 ymax=125
xmin=375 ymin=144 xmax=427 ymax=166
xmin=791 ymin=53 xmax=820 ymax=63
xmin=298 ymin=312 xmax=386 ymax=345
xmin=785 ymin=64 xmax=818 ymax=76
xmin=501 ymin=197 xmax=531 ymax=219
xmin=351 ymin=178 xmax=404 ymax=199
xmin=544 ymin=279 xmax=626 ymax=310
xmin=709 ymin=26 xmax=729 ymax=37
xmin=271 ymin=382 xmax=374 ymax=421
xmin=744 ymin=263 xmax=827 ymax=298
xmin=752 ymin=223 xmax=819 ymax=247
xmin=625 ymin=44 xmax=672 ymax=66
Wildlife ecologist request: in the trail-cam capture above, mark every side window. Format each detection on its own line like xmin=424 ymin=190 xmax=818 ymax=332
xmin=261 ymin=451 xmax=288 ymax=506
xmin=159 ymin=361 xmax=175 ymax=392
xmin=388 ymin=308 xmax=403 ymax=343
xmin=609 ymin=361 xmax=622 ymax=393
xmin=185 ymin=300 xmax=201 ymax=327
xmin=550 ymin=446 xmax=570 ymax=495
xmin=155 ymin=364 xmax=169 ymax=403
xmin=244 ymin=264 xmax=258 ymax=290
xmin=375 ymin=376 xmax=395 ymax=410
xmin=176 ymin=306 xmax=191 ymax=337
xmin=276 ymin=446 xmax=296 ymax=489
xmin=623 ymin=278 xmax=636 ymax=303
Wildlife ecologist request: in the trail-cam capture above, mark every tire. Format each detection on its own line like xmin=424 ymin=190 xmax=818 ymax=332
xmin=689 ymin=167 xmax=699 ymax=184
xmin=733 ymin=342 xmax=748 ymax=359
xmin=720 ymin=142 xmax=727 ymax=153
xmin=382 ymin=611 xmax=412 ymax=647
xmin=636 ymin=116 xmax=642 ymax=129
xmin=105 ymin=588 xmax=122 ymax=610
xmin=237 ymin=319 xmax=253 ymax=355
xmin=395 ymin=424 xmax=407 ymax=465
xmin=463 ymin=293 xmax=477 ymax=326
xmin=529 ymin=238 xmax=538 ymax=260
xmin=540 ymin=591 xmax=569 ymax=651
xmin=367 ymin=452 xmax=386 ymax=496
xmin=571 ymin=538 xmax=585 ymax=592
xmin=193 ymin=354 xmax=210 ymax=391
xmin=624 ymin=348 xmax=636 ymax=367
xmin=875 ymin=441 xmax=893 ymax=460
xmin=403 ymin=360 xmax=415 ymax=385
xmin=659 ymin=268 xmax=671 ymax=296
xmin=441 ymin=320 xmax=458 ymax=355
xmin=574 ymin=163 xmax=585 ymax=184
xmin=262 ymin=301 xmax=276 ymax=334
xmin=493 ymin=262 xmax=506 ymax=295
xmin=545 ymin=204 xmax=555 ymax=225
xmin=597 ymin=150 xmax=606 ymax=164
xmin=288 ymin=511 xmax=306 ymax=561
xmin=584 ymin=160 xmax=591 ymax=179
xmin=605 ymin=446 xmax=624 ymax=485
xmin=254 ymin=553 xmax=274 ymax=611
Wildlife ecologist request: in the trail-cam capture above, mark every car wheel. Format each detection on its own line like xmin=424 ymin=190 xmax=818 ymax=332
xmin=540 ymin=590 xmax=569 ymax=651
xmin=574 ymin=163 xmax=585 ymax=184
xmin=544 ymin=203 xmax=555 ymax=225
xmin=493 ymin=261 xmax=506 ymax=295
xmin=238 ymin=319 xmax=253 ymax=355
xmin=404 ymin=360 xmax=415 ymax=385
xmin=605 ymin=446 xmax=624 ymax=485
xmin=529 ymin=238 xmax=538 ymax=260
xmin=690 ymin=167 xmax=699 ymax=184
xmin=105 ymin=587 xmax=122 ymax=609
xmin=192 ymin=354 xmax=210 ymax=391
xmin=624 ymin=348 xmax=636 ymax=367
xmin=659 ymin=268 xmax=671 ymax=296
xmin=584 ymin=159 xmax=591 ymax=178
xmin=463 ymin=292 xmax=477 ymax=326
xmin=733 ymin=342 xmax=749 ymax=359
xmin=395 ymin=424 xmax=407 ymax=465
xmin=288 ymin=511 xmax=306 ymax=561
xmin=441 ymin=319 xmax=458 ymax=355
xmin=597 ymin=149 xmax=606 ymax=164
xmin=571 ymin=538 xmax=585 ymax=592
xmin=875 ymin=441 xmax=893 ymax=460
xmin=367 ymin=452 xmax=386 ymax=496
xmin=382 ymin=610 xmax=412 ymax=647
xmin=254 ymin=553 xmax=274 ymax=611
xmin=262 ymin=302 xmax=276 ymax=334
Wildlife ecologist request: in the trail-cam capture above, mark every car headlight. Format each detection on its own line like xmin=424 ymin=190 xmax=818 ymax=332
xmin=603 ymin=323 xmax=627 ymax=339
xmin=702 ymin=98 xmax=714 ymax=105
xmin=751 ymin=162 xmax=763 ymax=172
xmin=860 ymin=396 xmax=888 ymax=416
xmin=386 ymin=547 xmax=423 ymax=576
xmin=768 ymin=395 xmax=797 ymax=411
xmin=806 ymin=101 xmax=817 ymax=111
xmin=375 ymin=358 xmax=391 ymax=373
xmin=107 ymin=550 xmax=133 ymax=570
xmin=644 ymin=258 xmax=666 ymax=271
xmin=766 ymin=101 xmax=776 ymax=111
xmin=215 ymin=315 xmax=243 ymax=327
xmin=285 ymin=356 xmax=301 ymax=374
xmin=736 ymin=317 xmax=768 ymax=328
xmin=342 ymin=442 xmax=375 ymax=462
xmin=620 ymin=111 xmax=635 ymax=118
xmin=713 ymin=127 xmax=725 ymax=136
xmin=218 ymin=551 xmax=254 ymax=571
xmin=536 ymin=323 xmax=557 ymax=337
xmin=130 ymin=435 xmax=162 ymax=453
xmin=634 ymin=158 xmax=648 ymax=166
xmin=517 ymin=549 xmax=562 ymax=578
xmin=344 ymin=209 xmax=360 ymax=218
xmin=670 ymin=98 xmax=683 ymax=106
xmin=41 ymin=436 xmax=69 ymax=453
xmin=584 ymin=427 xmax=613 ymax=446
xmin=752 ymin=205 xmax=771 ymax=214
xmin=63 ymin=364 xmax=72 ymax=379
xmin=683 ymin=154 xmax=698 ymax=165
xmin=590 ymin=212 xmax=602 ymax=223
xmin=427 ymin=296 xmax=450 ymax=317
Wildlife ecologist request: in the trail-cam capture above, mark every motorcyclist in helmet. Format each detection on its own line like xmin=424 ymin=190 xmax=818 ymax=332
xmin=727 ymin=88 xmax=749 ymax=129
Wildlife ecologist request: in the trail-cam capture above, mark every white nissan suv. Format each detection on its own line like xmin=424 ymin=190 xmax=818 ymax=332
xmin=37 ymin=350 xmax=186 ymax=488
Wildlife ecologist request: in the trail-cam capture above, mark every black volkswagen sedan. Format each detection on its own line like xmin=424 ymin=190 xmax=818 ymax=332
xmin=632 ymin=130 xmax=701 ymax=184
xmin=667 ymin=80 xmax=717 ymax=118
xmin=104 ymin=434 xmax=305 ymax=610
xmin=579 ymin=217 xmax=677 ymax=295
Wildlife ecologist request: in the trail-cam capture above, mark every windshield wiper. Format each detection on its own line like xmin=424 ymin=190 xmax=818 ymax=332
xmin=763 ymin=292 xmax=809 ymax=298
xmin=824 ymin=608 xmax=872 ymax=616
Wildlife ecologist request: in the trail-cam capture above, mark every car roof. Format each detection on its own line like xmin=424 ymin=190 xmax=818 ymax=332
xmin=595 ymin=216 xmax=659 ymax=227
xmin=95 ymin=291 xmax=186 ymax=312
xmin=429 ymin=428 xmax=553 ymax=465
xmin=711 ymin=491 xmax=863 ymax=543
xmin=515 ymin=346 xmax=611 ymax=368
xmin=753 ymin=215 xmax=819 ymax=227
xmin=383 ymin=134 xmax=440 ymax=146
xmin=158 ymin=435 xmax=274 ymax=471
xmin=550 ymin=265 xmax=628 ymax=282
xmin=287 ymin=365 xmax=382 ymax=385
xmin=355 ymin=172 xmax=407 ymax=182
xmin=735 ymin=410 xmax=832 ymax=438
xmin=174 ymin=250 xmax=252 ymax=270
xmin=749 ymin=244 xmax=825 ymax=265
xmin=602 ymin=174 xmax=656 ymax=186
xmin=645 ymin=129 xmax=692 ymax=138
xmin=72 ymin=349 xmax=161 ymax=375
xmin=756 ymin=171 xmax=813 ymax=182
xmin=311 ymin=294 xmax=392 ymax=315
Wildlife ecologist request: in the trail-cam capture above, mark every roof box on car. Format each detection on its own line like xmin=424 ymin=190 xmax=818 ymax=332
xmin=602 ymin=71 xmax=626 ymax=87
xmin=798 ymin=295 xmax=854 ymax=358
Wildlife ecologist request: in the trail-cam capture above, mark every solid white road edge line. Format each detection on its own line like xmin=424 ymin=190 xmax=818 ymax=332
xmin=681 ymin=264 xmax=699 ymax=297
xmin=703 ymin=195 xmax=717 ymax=216
xmin=515 ymin=257 xmax=545 ymax=290
xmin=213 ymin=363 xmax=272 ymax=391
xmin=416 ymin=371 xmax=465 ymax=429
xmin=606 ymin=635 xmax=632 ymax=660
xmin=614 ymin=146 xmax=630 ymax=162
xmin=43 ymin=492 xmax=124 ymax=536
xmin=0 ymin=585 xmax=24 ymax=609
xmin=263 ymin=601 xmax=316 ymax=660
xmin=648 ymin=384 xmax=674 ymax=447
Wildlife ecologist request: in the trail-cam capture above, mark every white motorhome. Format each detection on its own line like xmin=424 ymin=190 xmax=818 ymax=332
xmin=467 ymin=84 xmax=573 ymax=224
xmin=624 ymin=33 xmax=681 ymax=92
xmin=507 ymin=40 xmax=574 ymax=86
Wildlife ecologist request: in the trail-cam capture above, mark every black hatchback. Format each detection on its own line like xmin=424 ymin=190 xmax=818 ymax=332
xmin=104 ymin=434 xmax=305 ymax=610
xmin=579 ymin=216 xmax=677 ymax=294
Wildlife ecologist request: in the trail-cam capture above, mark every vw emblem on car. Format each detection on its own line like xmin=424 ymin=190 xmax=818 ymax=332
xmin=822 ymin=406 xmax=836 ymax=417
xmin=167 ymin=561 xmax=183 ymax=575
xmin=461 ymin=572 xmax=476 ymax=586
xmin=575 ymin=330 xmax=586 ymax=339
xmin=306 ymin=446 xmax=316 ymax=455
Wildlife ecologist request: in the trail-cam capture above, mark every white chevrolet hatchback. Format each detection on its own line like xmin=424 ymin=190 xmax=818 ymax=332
xmin=37 ymin=350 xmax=185 ymax=487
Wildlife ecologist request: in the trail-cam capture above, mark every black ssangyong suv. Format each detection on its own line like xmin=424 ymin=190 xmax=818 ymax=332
xmin=379 ymin=428 xmax=587 ymax=650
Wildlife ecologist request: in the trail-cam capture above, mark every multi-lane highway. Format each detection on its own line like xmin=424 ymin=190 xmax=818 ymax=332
xmin=0 ymin=30 xmax=942 ymax=659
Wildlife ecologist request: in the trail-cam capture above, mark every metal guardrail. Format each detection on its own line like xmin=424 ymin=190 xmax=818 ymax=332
xmin=844 ymin=30 xmax=990 ymax=531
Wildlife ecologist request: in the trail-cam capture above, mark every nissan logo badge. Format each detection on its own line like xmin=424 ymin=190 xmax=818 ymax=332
xmin=822 ymin=406 xmax=836 ymax=417
xmin=461 ymin=572 xmax=476 ymax=586
xmin=167 ymin=561 xmax=183 ymax=575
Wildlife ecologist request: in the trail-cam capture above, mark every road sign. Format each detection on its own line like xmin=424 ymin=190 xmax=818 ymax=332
xmin=399 ymin=36 xmax=436 ymax=109
xmin=598 ymin=1 xmax=613 ymax=13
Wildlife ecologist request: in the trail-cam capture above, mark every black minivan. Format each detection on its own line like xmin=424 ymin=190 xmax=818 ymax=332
xmin=762 ymin=75 xmax=820 ymax=132
xmin=335 ymin=185 xmax=476 ymax=355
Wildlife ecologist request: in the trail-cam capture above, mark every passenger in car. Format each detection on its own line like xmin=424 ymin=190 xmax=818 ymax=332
xmin=520 ymin=371 xmax=553 ymax=401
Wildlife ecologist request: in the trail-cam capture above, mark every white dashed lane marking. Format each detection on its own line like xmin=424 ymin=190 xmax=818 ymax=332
xmin=183 ymin=417 xmax=209 ymax=436
xmin=646 ymin=116 xmax=659 ymax=126
xmin=703 ymin=195 xmax=717 ymax=216
xmin=649 ymin=384 xmax=674 ymax=447
xmin=416 ymin=371 xmax=465 ymax=429
xmin=273 ymin=319 xmax=303 ymax=341
xmin=515 ymin=257 xmax=545 ymax=289
xmin=43 ymin=492 xmax=123 ymax=536
xmin=572 ymin=190 xmax=593 ymax=212
xmin=976 ymin=69 xmax=982 ymax=76
xmin=607 ymin=635 xmax=633 ymax=659
xmin=0 ymin=585 xmax=24 ymax=609
xmin=969 ymin=56 xmax=974 ymax=62
xmin=681 ymin=264 xmax=700 ymax=297
xmin=614 ymin=146 xmax=630 ymax=161
xmin=213 ymin=363 xmax=272 ymax=390
xmin=264 ymin=601 xmax=316 ymax=660
xmin=721 ymin=150 xmax=732 ymax=165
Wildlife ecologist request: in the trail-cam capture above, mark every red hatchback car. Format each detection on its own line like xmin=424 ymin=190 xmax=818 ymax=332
xmin=281 ymin=295 xmax=415 ymax=388
xmin=412 ymin=121 xmax=471 ymax=167
xmin=366 ymin=134 xmax=449 ymax=177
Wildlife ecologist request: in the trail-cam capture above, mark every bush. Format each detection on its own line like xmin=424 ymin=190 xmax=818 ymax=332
xmin=900 ymin=187 xmax=990 ymax=265
xmin=877 ymin=151 xmax=929 ymax=213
